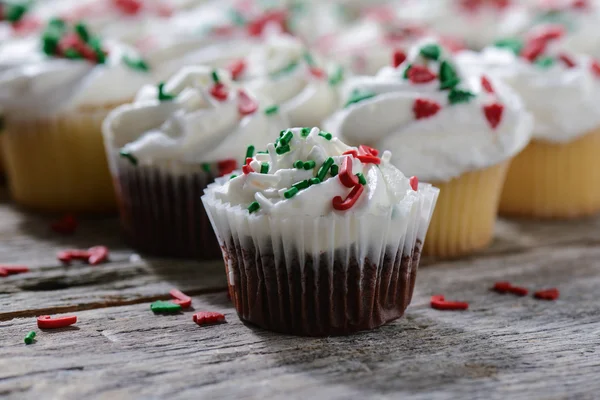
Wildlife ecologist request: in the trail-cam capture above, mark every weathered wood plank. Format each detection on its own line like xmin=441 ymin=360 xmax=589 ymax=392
xmin=1 ymin=244 xmax=600 ymax=400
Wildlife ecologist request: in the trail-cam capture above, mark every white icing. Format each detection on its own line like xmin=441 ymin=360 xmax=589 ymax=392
xmin=237 ymin=32 xmax=344 ymax=128
xmin=104 ymin=66 xmax=289 ymax=164
xmin=397 ymin=0 xmax=532 ymax=50
xmin=210 ymin=127 xmax=415 ymax=217
xmin=325 ymin=40 xmax=534 ymax=182
xmin=457 ymin=45 xmax=600 ymax=143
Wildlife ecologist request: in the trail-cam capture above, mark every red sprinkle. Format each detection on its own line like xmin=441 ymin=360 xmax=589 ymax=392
xmin=0 ymin=265 xmax=29 ymax=275
xmin=407 ymin=65 xmax=437 ymax=84
xmin=338 ymin=156 xmax=359 ymax=188
xmin=113 ymin=0 xmax=143 ymax=15
xmin=492 ymin=281 xmax=512 ymax=293
xmin=37 ymin=315 xmax=78 ymax=329
xmin=88 ymin=246 xmax=109 ymax=265
xmin=332 ymin=184 xmax=364 ymax=211
xmin=237 ymin=89 xmax=258 ymax=116
xmin=309 ymin=66 xmax=326 ymax=79
xmin=483 ymin=103 xmax=504 ymax=129
xmin=217 ymin=159 xmax=238 ymax=176
xmin=393 ymin=49 xmax=407 ymax=68
xmin=210 ymin=83 xmax=229 ymax=101
xmin=356 ymin=154 xmax=381 ymax=165
xmin=591 ymin=60 xmax=600 ymax=77
xmin=534 ymin=288 xmax=560 ymax=301
xmin=572 ymin=0 xmax=589 ymax=9
xmin=51 ymin=214 xmax=78 ymax=235
xmin=342 ymin=149 xmax=358 ymax=158
xmin=57 ymin=247 xmax=108 ymax=265
xmin=227 ymin=59 xmax=246 ymax=80
xmin=170 ymin=289 xmax=192 ymax=308
xmin=430 ymin=295 xmax=469 ymax=311
xmin=0 ymin=268 xmax=7 ymax=277
xmin=521 ymin=39 xmax=546 ymax=62
xmin=413 ymin=98 xmax=441 ymax=120
xmin=481 ymin=76 xmax=494 ymax=94
xmin=247 ymin=10 xmax=288 ymax=37
xmin=409 ymin=176 xmax=419 ymax=191
xmin=358 ymin=144 xmax=379 ymax=157
xmin=193 ymin=311 xmax=226 ymax=325
xmin=508 ymin=286 xmax=529 ymax=296
xmin=559 ymin=53 xmax=576 ymax=68
xmin=242 ymin=165 xmax=253 ymax=174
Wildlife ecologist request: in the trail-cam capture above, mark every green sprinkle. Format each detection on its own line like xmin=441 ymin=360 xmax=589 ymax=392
xmin=257 ymin=151 xmax=268 ymax=154
xmin=448 ymin=88 xmax=475 ymax=105
xmin=245 ymin=145 xmax=255 ymax=159
xmin=248 ymin=201 xmax=260 ymax=213
xmin=345 ymin=90 xmax=376 ymax=108
xmin=303 ymin=52 xmax=315 ymax=66
xmin=279 ymin=130 xmax=286 ymax=137
xmin=260 ymin=162 xmax=269 ymax=174
xmin=264 ymin=105 xmax=279 ymax=115
xmin=318 ymin=131 xmax=333 ymax=141
xmin=48 ymin=18 xmax=66 ymax=30
xmin=535 ymin=56 xmax=555 ymax=69
xmin=158 ymin=82 xmax=175 ymax=101
xmin=230 ymin=174 xmax=238 ymax=180
xmin=357 ymin=173 xmax=367 ymax=185
xmin=151 ymin=300 xmax=182 ymax=313
xmin=494 ymin=37 xmax=524 ymax=57
xmin=24 ymin=331 xmax=36 ymax=345
xmin=229 ymin=9 xmax=247 ymax=26
xmin=202 ymin=163 xmax=211 ymax=172
xmin=42 ymin=35 xmax=59 ymax=56
xmin=211 ymin=70 xmax=220 ymax=83
xmin=275 ymin=145 xmax=290 ymax=155
xmin=317 ymin=157 xmax=334 ymax=181
xmin=5 ymin=4 xmax=28 ymax=22
xmin=303 ymin=160 xmax=316 ymax=170
xmin=284 ymin=187 xmax=299 ymax=199
xmin=123 ymin=55 xmax=150 ymax=72
xmin=301 ymin=127 xmax=311 ymax=137
xmin=420 ymin=44 xmax=441 ymax=61
xmin=309 ymin=177 xmax=321 ymax=185
xmin=280 ymin=130 xmax=294 ymax=145
xmin=119 ymin=150 xmax=138 ymax=166
xmin=328 ymin=66 xmax=344 ymax=86
xmin=293 ymin=160 xmax=304 ymax=169
xmin=270 ymin=61 xmax=299 ymax=78
xmin=439 ymin=61 xmax=460 ymax=90
xmin=330 ymin=164 xmax=339 ymax=177
xmin=403 ymin=64 xmax=412 ymax=79
xmin=292 ymin=180 xmax=310 ymax=190
xmin=75 ymin=22 xmax=90 ymax=42
xmin=64 ymin=48 xmax=82 ymax=59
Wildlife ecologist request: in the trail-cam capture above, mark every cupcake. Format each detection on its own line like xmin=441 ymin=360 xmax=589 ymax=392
xmin=103 ymin=66 xmax=288 ymax=259
xmin=397 ymin=0 xmax=531 ymax=50
xmin=326 ymin=40 xmax=533 ymax=258
xmin=202 ymin=127 xmax=438 ymax=336
xmin=458 ymin=26 xmax=600 ymax=218
xmin=228 ymin=31 xmax=345 ymax=127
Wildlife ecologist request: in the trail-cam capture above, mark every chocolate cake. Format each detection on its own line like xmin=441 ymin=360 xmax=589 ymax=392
xmin=114 ymin=165 xmax=221 ymax=259
xmin=222 ymin=237 xmax=423 ymax=336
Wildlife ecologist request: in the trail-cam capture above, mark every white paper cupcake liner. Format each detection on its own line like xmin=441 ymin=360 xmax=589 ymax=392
xmin=201 ymin=182 xmax=439 ymax=336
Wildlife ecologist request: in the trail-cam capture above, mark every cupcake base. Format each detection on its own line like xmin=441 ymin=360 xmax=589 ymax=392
xmin=500 ymin=129 xmax=600 ymax=219
xmin=425 ymin=160 xmax=509 ymax=259
xmin=2 ymin=107 xmax=120 ymax=213
xmin=113 ymin=162 xmax=222 ymax=260
xmin=223 ymin=238 xmax=422 ymax=337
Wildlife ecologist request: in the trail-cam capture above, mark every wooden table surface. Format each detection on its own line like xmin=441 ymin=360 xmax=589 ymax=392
xmin=1 ymin=187 xmax=600 ymax=400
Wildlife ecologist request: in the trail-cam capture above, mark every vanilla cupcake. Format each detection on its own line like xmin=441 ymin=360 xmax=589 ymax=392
xmin=458 ymin=26 xmax=600 ymax=218
xmin=103 ymin=66 xmax=288 ymax=259
xmin=228 ymin=31 xmax=345 ymax=128
xmin=326 ymin=40 xmax=533 ymax=258
xmin=397 ymin=0 xmax=531 ymax=50
xmin=202 ymin=127 xmax=438 ymax=336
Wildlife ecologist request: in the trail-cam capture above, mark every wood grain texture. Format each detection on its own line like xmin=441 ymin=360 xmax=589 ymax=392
xmin=2 ymin=187 xmax=600 ymax=399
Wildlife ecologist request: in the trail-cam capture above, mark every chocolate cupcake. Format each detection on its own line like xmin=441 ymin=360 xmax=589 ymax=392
xmin=202 ymin=127 xmax=439 ymax=336
xmin=103 ymin=66 xmax=288 ymax=259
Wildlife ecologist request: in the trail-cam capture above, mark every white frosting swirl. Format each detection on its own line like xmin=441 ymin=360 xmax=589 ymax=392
xmin=210 ymin=127 xmax=417 ymax=218
xmin=235 ymin=32 xmax=344 ymax=128
xmin=104 ymin=66 xmax=289 ymax=165
xmin=457 ymin=41 xmax=600 ymax=143
xmin=397 ymin=0 xmax=532 ymax=50
xmin=325 ymin=40 xmax=534 ymax=182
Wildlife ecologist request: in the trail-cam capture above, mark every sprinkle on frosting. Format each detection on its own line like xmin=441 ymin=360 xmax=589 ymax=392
xmin=41 ymin=19 xmax=108 ymax=64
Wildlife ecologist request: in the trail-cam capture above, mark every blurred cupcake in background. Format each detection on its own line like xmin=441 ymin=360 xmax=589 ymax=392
xmin=394 ymin=0 xmax=532 ymax=50
xmin=202 ymin=127 xmax=438 ymax=335
xmin=227 ymin=31 xmax=345 ymax=128
xmin=326 ymin=40 xmax=533 ymax=258
xmin=103 ymin=66 xmax=288 ymax=259
xmin=459 ymin=25 xmax=600 ymax=218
